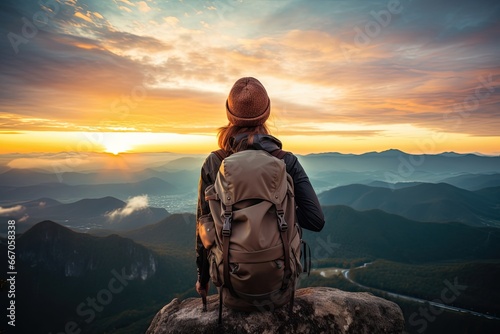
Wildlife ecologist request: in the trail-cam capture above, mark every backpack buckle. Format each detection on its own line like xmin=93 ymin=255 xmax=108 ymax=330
xmin=222 ymin=211 xmax=232 ymax=237
xmin=276 ymin=210 xmax=288 ymax=232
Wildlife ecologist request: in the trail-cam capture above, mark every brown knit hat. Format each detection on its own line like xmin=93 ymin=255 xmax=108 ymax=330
xmin=226 ymin=77 xmax=270 ymax=127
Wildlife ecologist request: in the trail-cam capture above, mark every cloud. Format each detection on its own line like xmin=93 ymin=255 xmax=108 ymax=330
xmin=18 ymin=214 xmax=29 ymax=223
xmin=74 ymin=11 xmax=94 ymax=23
xmin=163 ymin=16 xmax=180 ymax=27
xmin=0 ymin=29 xmax=159 ymax=130
xmin=7 ymin=157 xmax=90 ymax=171
xmin=118 ymin=0 xmax=136 ymax=7
xmin=0 ymin=205 xmax=25 ymax=216
xmin=0 ymin=0 xmax=498 ymax=149
xmin=96 ymin=27 xmax=172 ymax=53
xmin=5 ymin=150 xmax=123 ymax=171
xmin=119 ymin=6 xmax=133 ymax=13
xmin=137 ymin=1 xmax=151 ymax=13
xmin=106 ymin=195 xmax=149 ymax=220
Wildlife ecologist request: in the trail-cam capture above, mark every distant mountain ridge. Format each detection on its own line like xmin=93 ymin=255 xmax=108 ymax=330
xmin=299 ymin=149 xmax=500 ymax=174
xmin=0 ymin=156 xmax=203 ymax=187
xmin=294 ymin=150 xmax=500 ymax=191
xmin=2 ymin=151 xmax=500 ymax=203
xmin=0 ymin=177 xmax=179 ymax=203
xmin=303 ymin=205 xmax=500 ymax=262
xmin=2 ymin=196 xmax=169 ymax=233
xmin=119 ymin=207 xmax=500 ymax=264
xmin=18 ymin=220 xmax=158 ymax=279
xmin=124 ymin=213 xmax=195 ymax=250
xmin=318 ymin=183 xmax=500 ymax=227
xmin=440 ymin=173 xmax=500 ymax=191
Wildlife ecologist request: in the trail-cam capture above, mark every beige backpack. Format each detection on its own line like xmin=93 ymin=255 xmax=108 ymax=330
xmin=204 ymin=149 xmax=305 ymax=323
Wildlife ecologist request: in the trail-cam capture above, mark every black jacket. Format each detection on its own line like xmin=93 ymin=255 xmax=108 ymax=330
xmin=195 ymin=134 xmax=325 ymax=284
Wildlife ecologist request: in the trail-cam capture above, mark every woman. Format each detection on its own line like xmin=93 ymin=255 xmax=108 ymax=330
xmin=195 ymin=77 xmax=325 ymax=296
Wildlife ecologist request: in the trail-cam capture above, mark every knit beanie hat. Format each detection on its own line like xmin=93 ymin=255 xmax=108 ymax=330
xmin=226 ymin=77 xmax=271 ymax=127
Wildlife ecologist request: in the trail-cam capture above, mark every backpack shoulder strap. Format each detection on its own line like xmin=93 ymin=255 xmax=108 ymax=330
xmin=214 ymin=148 xmax=287 ymax=160
xmin=212 ymin=149 xmax=229 ymax=161
xmin=270 ymin=149 xmax=289 ymax=160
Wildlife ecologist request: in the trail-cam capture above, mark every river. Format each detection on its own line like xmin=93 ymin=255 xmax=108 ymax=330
xmin=313 ymin=263 xmax=500 ymax=321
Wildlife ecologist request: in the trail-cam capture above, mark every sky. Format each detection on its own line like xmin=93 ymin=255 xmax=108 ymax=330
xmin=0 ymin=0 xmax=499 ymax=156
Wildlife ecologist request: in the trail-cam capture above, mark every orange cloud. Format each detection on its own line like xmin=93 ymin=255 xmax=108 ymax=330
xmin=74 ymin=12 xmax=94 ymax=23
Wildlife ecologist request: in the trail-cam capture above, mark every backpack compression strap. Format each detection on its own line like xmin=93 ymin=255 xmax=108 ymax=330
xmin=276 ymin=203 xmax=292 ymax=290
xmin=218 ymin=204 xmax=238 ymax=325
xmin=222 ymin=205 xmax=238 ymax=298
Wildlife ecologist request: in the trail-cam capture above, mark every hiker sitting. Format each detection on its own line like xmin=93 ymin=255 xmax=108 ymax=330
xmin=195 ymin=77 xmax=325 ymax=318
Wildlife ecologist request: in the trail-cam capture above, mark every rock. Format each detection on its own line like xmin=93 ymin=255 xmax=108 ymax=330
xmin=146 ymin=287 xmax=405 ymax=334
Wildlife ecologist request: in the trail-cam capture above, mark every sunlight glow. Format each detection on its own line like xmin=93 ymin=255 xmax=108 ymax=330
xmin=1 ymin=131 xmax=499 ymax=156
xmin=102 ymin=133 xmax=134 ymax=155
xmin=104 ymin=144 xmax=129 ymax=155
xmin=98 ymin=132 xmax=218 ymax=154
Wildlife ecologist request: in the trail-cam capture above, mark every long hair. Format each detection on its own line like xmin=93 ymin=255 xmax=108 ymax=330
xmin=217 ymin=123 xmax=270 ymax=153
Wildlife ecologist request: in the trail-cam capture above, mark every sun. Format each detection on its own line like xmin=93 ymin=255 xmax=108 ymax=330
xmin=104 ymin=141 xmax=130 ymax=155
xmin=102 ymin=133 xmax=133 ymax=155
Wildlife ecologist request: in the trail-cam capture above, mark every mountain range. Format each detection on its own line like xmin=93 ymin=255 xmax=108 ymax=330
xmin=2 ymin=149 xmax=500 ymax=333
xmin=0 ymin=167 xmax=200 ymax=188
xmin=18 ymin=220 xmax=159 ymax=279
xmin=1 ymin=151 xmax=500 ymax=200
xmin=3 ymin=196 xmax=170 ymax=233
xmin=6 ymin=202 xmax=500 ymax=333
xmin=318 ymin=183 xmax=500 ymax=227
xmin=440 ymin=173 xmax=500 ymax=191
xmin=298 ymin=150 xmax=500 ymax=190
xmin=299 ymin=149 xmax=500 ymax=174
xmin=118 ymin=207 xmax=500 ymax=264
xmin=10 ymin=220 xmax=195 ymax=334
xmin=0 ymin=177 xmax=179 ymax=203
xmin=123 ymin=213 xmax=195 ymax=254
xmin=304 ymin=205 xmax=500 ymax=263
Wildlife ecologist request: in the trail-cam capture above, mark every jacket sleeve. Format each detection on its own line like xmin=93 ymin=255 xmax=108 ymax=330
xmin=196 ymin=158 xmax=210 ymax=285
xmin=284 ymin=153 xmax=325 ymax=232
xmin=195 ymin=153 xmax=221 ymax=284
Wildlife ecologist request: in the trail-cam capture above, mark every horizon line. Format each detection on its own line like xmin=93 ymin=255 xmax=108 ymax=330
xmin=1 ymin=149 xmax=499 ymax=157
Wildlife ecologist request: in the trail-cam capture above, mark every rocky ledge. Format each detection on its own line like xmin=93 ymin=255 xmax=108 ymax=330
xmin=146 ymin=287 xmax=404 ymax=334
